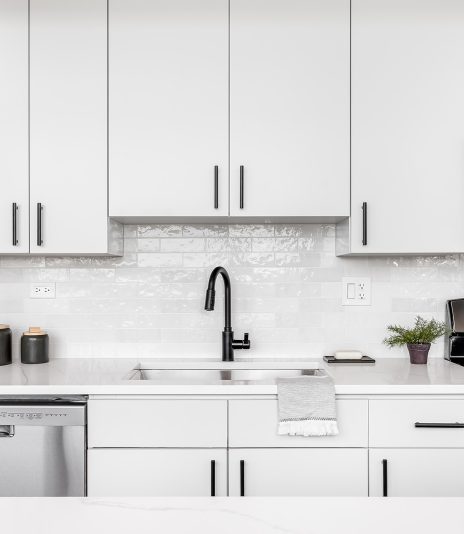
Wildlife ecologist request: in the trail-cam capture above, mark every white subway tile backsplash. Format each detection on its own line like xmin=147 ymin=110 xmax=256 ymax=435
xmin=229 ymin=224 xmax=275 ymax=237
xmin=206 ymin=237 xmax=251 ymax=252
xmin=183 ymin=252 xmax=229 ymax=268
xmin=69 ymin=268 xmax=115 ymax=281
xmin=182 ymin=224 xmax=229 ymax=237
xmin=0 ymin=223 xmax=462 ymax=360
xmin=160 ymin=238 xmax=205 ymax=253
xmin=0 ymin=256 xmax=45 ymax=268
xmin=137 ymin=253 xmax=183 ymax=268
xmin=137 ymin=224 xmax=183 ymax=238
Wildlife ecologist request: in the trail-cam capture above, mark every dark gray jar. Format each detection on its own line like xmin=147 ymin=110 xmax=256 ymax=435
xmin=0 ymin=325 xmax=12 ymax=366
xmin=21 ymin=327 xmax=49 ymax=364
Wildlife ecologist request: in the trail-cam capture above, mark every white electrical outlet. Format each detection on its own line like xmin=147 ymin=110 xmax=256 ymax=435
xmin=342 ymin=277 xmax=371 ymax=306
xmin=30 ymin=283 xmax=56 ymax=299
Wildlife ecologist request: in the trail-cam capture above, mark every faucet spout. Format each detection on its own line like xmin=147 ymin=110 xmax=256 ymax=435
xmin=204 ymin=266 xmax=250 ymax=362
xmin=205 ymin=266 xmax=231 ymax=330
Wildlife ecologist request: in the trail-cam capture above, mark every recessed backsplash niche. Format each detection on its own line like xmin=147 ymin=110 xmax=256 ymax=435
xmin=0 ymin=224 xmax=462 ymax=360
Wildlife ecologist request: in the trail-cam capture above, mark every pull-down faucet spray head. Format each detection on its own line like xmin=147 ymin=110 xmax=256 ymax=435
xmin=204 ymin=288 xmax=216 ymax=311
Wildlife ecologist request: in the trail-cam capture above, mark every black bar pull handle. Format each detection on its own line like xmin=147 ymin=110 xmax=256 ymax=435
xmin=362 ymin=202 xmax=367 ymax=246
xmin=382 ymin=459 xmax=388 ymax=497
xmin=239 ymin=166 xmax=244 ymax=209
xmin=210 ymin=460 xmax=216 ymax=497
xmin=240 ymin=460 xmax=245 ymax=496
xmin=214 ymin=166 xmax=219 ymax=209
xmin=415 ymin=422 xmax=464 ymax=428
xmin=37 ymin=203 xmax=43 ymax=246
xmin=12 ymin=203 xmax=18 ymax=246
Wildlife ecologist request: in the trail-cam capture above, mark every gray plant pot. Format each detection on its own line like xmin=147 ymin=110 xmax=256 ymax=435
xmin=407 ymin=343 xmax=431 ymax=364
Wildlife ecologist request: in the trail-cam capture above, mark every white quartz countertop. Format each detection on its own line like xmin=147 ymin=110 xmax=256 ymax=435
xmin=1 ymin=497 xmax=462 ymax=534
xmin=1 ymin=357 xmax=464 ymax=395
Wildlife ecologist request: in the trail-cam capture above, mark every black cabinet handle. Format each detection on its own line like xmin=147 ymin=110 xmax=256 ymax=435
xmin=210 ymin=460 xmax=216 ymax=497
xmin=415 ymin=422 xmax=464 ymax=428
xmin=382 ymin=459 xmax=388 ymax=497
xmin=37 ymin=203 xmax=43 ymax=246
xmin=214 ymin=166 xmax=219 ymax=209
xmin=239 ymin=166 xmax=244 ymax=209
xmin=362 ymin=202 xmax=367 ymax=246
xmin=240 ymin=460 xmax=245 ymax=496
xmin=12 ymin=203 xmax=18 ymax=246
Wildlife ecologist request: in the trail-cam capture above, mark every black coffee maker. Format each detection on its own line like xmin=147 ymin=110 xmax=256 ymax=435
xmin=445 ymin=299 xmax=464 ymax=365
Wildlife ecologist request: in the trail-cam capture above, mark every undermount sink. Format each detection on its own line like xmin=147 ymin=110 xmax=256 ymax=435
xmin=128 ymin=367 xmax=319 ymax=384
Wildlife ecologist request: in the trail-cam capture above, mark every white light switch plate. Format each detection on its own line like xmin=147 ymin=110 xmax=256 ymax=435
xmin=342 ymin=277 xmax=371 ymax=306
xmin=30 ymin=283 xmax=56 ymax=299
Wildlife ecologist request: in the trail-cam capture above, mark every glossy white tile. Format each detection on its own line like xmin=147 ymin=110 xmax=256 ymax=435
xmin=0 ymin=223 xmax=461 ymax=360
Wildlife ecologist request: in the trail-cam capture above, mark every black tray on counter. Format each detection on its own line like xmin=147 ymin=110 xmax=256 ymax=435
xmin=323 ymin=355 xmax=375 ymax=364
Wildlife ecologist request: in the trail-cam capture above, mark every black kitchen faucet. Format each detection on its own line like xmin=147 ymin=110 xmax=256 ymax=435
xmin=204 ymin=266 xmax=251 ymax=362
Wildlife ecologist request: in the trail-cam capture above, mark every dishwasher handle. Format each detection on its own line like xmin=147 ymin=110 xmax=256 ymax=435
xmin=0 ymin=425 xmax=15 ymax=437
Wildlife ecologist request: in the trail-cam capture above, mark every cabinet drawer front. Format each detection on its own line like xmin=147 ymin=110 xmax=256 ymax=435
xmin=88 ymin=449 xmax=227 ymax=497
xmin=88 ymin=400 xmax=227 ymax=447
xmin=229 ymin=399 xmax=368 ymax=447
xmin=369 ymin=449 xmax=464 ymax=497
xmin=369 ymin=400 xmax=464 ymax=447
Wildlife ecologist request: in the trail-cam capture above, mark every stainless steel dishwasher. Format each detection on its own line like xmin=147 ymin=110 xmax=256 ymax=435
xmin=0 ymin=396 xmax=86 ymax=496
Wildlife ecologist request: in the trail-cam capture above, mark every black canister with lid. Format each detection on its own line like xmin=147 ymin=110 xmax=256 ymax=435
xmin=0 ymin=324 xmax=12 ymax=366
xmin=21 ymin=327 xmax=49 ymax=364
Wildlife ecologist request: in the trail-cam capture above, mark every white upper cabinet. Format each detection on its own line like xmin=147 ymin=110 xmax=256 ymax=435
xmin=229 ymin=0 xmax=350 ymax=218
xmin=109 ymin=0 xmax=229 ymax=219
xmin=0 ymin=0 xmax=29 ymax=254
xmin=29 ymin=0 xmax=120 ymax=255
xmin=341 ymin=0 xmax=464 ymax=255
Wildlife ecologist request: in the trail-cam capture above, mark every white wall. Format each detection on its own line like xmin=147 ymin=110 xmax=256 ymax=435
xmin=0 ymin=223 xmax=461 ymax=360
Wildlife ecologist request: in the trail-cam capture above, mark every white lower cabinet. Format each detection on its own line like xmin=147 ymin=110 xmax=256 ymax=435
xmin=369 ymin=449 xmax=464 ymax=497
xmin=87 ymin=449 xmax=227 ymax=497
xmin=229 ymin=449 xmax=368 ymax=497
xmin=87 ymin=397 xmax=464 ymax=497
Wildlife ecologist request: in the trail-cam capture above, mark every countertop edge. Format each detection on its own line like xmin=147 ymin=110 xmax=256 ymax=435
xmin=1 ymin=384 xmax=464 ymax=396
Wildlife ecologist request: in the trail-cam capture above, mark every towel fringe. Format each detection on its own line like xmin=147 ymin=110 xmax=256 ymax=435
xmin=278 ymin=419 xmax=339 ymax=437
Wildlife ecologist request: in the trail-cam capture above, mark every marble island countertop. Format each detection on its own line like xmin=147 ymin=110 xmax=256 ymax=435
xmin=0 ymin=497 xmax=462 ymax=534
xmin=1 ymin=357 xmax=464 ymax=395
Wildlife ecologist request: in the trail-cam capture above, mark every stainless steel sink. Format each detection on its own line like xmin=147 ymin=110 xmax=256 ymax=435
xmin=129 ymin=368 xmax=319 ymax=384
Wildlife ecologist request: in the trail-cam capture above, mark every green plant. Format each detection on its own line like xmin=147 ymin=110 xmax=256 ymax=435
xmin=383 ymin=316 xmax=449 ymax=347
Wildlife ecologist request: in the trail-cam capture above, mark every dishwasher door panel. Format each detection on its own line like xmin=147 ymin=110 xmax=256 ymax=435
xmin=0 ymin=425 xmax=85 ymax=496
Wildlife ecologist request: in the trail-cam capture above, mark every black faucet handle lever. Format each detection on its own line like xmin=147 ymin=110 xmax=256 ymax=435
xmin=232 ymin=333 xmax=251 ymax=351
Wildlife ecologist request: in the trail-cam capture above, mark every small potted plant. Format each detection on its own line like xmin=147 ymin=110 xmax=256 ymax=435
xmin=383 ymin=316 xmax=449 ymax=364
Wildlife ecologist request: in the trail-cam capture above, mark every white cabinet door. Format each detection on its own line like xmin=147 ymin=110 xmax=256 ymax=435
xmin=348 ymin=0 xmax=464 ymax=254
xmin=229 ymin=449 xmax=368 ymax=496
xmin=88 ymin=449 xmax=227 ymax=497
xmin=230 ymin=0 xmax=349 ymax=218
xmin=370 ymin=449 xmax=464 ymax=497
xmin=29 ymin=0 xmax=110 ymax=254
xmin=0 ymin=0 xmax=29 ymax=253
xmin=109 ymin=0 xmax=229 ymax=218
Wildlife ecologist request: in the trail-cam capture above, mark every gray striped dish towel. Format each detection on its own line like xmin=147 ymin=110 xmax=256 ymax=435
xmin=277 ymin=371 xmax=339 ymax=436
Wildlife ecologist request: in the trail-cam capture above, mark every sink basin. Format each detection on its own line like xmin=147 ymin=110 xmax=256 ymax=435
xmin=129 ymin=368 xmax=319 ymax=384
